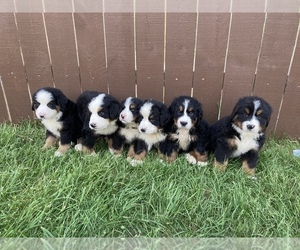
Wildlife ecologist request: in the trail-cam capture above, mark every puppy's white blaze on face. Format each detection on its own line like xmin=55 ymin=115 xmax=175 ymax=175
xmin=242 ymin=100 xmax=261 ymax=133
xmin=88 ymin=93 xmax=109 ymax=130
xmin=35 ymin=90 xmax=58 ymax=119
xmin=177 ymin=99 xmax=192 ymax=129
xmin=120 ymin=97 xmax=134 ymax=124
xmin=139 ymin=102 xmax=158 ymax=134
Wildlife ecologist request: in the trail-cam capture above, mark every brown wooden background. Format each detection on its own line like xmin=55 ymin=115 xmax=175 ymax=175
xmin=0 ymin=0 xmax=299 ymax=138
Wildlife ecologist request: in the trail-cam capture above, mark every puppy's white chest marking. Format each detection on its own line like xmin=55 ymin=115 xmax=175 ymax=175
xmin=42 ymin=116 xmax=63 ymax=138
xmin=120 ymin=124 xmax=139 ymax=143
xmin=171 ymin=128 xmax=191 ymax=151
xmin=231 ymin=132 xmax=260 ymax=158
xmin=138 ymin=132 xmax=166 ymax=151
xmin=94 ymin=121 xmax=118 ymax=135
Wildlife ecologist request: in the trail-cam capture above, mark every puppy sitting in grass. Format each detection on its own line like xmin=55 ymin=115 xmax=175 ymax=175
xmin=31 ymin=87 xmax=82 ymax=156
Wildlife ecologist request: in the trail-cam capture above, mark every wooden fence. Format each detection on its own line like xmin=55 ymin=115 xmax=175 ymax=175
xmin=0 ymin=0 xmax=300 ymax=138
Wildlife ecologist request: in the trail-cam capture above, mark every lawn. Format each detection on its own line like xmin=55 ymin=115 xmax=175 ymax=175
xmin=0 ymin=120 xmax=300 ymax=237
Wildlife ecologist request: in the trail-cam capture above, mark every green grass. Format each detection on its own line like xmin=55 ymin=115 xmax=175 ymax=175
xmin=0 ymin=120 xmax=300 ymax=237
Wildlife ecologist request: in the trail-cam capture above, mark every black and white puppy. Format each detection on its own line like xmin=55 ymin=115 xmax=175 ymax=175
xmin=209 ymin=96 xmax=272 ymax=176
xmin=75 ymin=91 xmax=121 ymax=155
xmin=164 ymin=96 xmax=210 ymax=166
xmin=111 ymin=97 xmax=143 ymax=156
xmin=32 ymin=87 xmax=82 ymax=156
xmin=128 ymin=99 xmax=170 ymax=165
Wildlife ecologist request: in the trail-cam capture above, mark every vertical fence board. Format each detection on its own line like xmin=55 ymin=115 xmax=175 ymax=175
xmin=0 ymin=89 xmax=8 ymax=122
xmin=15 ymin=13 xmax=53 ymax=92
xmin=136 ymin=13 xmax=164 ymax=102
xmin=44 ymin=13 xmax=81 ymax=101
xmin=220 ymin=13 xmax=265 ymax=117
xmin=74 ymin=13 xmax=108 ymax=93
xmin=164 ymin=12 xmax=197 ymax=105
xmin=276 ymin=32 xmax=300 ymax=138
xmin=193 ymin=13 xmax=230 ymax=124
xmin=0 ymin=13 xmax=32 ymax=122
xmin=253 ymin=13 xmax=299 ymax=132
xmin=105 ymin=13 xmax=135 ymax=99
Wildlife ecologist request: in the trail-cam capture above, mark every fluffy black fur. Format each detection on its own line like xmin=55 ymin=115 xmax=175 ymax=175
xmin=31 ymin=87 xmax=82 ymax=156
xmin=75 ymin=91 xmax=121 ymax=155
xmin=128 ymin=99 xmax=170 ymax=165
xmin=164 ymin=96 xmax=210 ymax=166
xmin=209 ymin=96 xmax=272 ymax=176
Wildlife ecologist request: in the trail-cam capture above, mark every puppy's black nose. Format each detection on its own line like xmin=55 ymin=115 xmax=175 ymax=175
xmin=141 ymin=128 xmax=146 ymax=133
xmin=247 ymin=124 xmax=255 ymax=130
xmin=180 ymin=121 xmax=188 ymax=127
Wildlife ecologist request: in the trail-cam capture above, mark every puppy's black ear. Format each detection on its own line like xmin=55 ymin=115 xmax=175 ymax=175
xmin=55 ymin=90 xmax=69 ymax=112
xmin=109 ymin=101 xmax=121 ymax=120
xmin=160 ymin=105 xmax=171 ymax=127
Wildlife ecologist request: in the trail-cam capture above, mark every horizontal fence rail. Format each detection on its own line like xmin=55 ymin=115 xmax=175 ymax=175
xmin=0 ymin=0 xmax=300 ymax=138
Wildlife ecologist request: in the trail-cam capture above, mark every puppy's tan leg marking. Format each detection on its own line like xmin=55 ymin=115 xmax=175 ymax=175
xmin=166 ymin=151 xmax=178 ymax=163
xmin=42 ymin=136 xmax=57 ymax=150
xmin=187 ymin=150 xmax=208 ymax=166
xmin=127 ymin=144 xmax=135 ymax=159
xmin=55 ymin=143 xmax=71 ymax=156
xmin=214 ymin=159 xmax=228 ymax=172
xmin=82 ymin=145 xmax=96 ymax=155
xmin=133 ymin=149 xmax=147 ymax=161
xmin=107 ymin=138 xmax=123 ymax=156
xmin=242 ymin=161 xmax=256 ymax=177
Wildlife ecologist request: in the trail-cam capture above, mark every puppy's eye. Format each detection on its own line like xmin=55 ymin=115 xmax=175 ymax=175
xmin=187 ymin=109 xmax=194 ymax=114
xmin=149 ymin=116 xmax=155 ymax=122
xmin=130 ymin=106 xmax=135 ymax=111
xmin=47 ymin=102 xmax=56 ymax=109
xmin=33 ymin=103 xmax=40 ymax=110
xmin=98 ymin=111 xmax=105 ymax=116
xmin=178 ymin=109 xmax=183 ymax=114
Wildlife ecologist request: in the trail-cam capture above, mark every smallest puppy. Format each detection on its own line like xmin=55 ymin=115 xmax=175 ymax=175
xmin=111 ymin=97 xmax=143 ymax=156
xmin=128 ymin=99 xmax=170 ymax=165
xmin=32 ymin=87 xmax=82 ymax=156
xmin=209 ymin=96 xmax=272 ymax=177
xmin=164 ymin=96 xmax=210 ymax=166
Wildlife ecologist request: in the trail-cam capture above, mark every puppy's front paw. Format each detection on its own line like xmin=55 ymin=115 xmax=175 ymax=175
xmin=186 ymin=153 xmax=207 ymax=167
xmin=75 ymin=143 xmax=83 ymax=151
xmin=186 ymin=153 xmax=197 ymax=164
xmin=129 ymin=159 xmax=143 ymax=166
xmin=54 ymin=150 xmax=64 ymax=157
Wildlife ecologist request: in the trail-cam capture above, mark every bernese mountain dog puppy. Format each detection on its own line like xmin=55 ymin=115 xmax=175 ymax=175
xmin=164 ymin=96 xmax=210 ymax=166
xmin=209 ymin=96 xmax=272 ymax=177
xmin=127 ymin=99 xmax=170 ymax=165
xmin=111 ymin=97 xmax=143 ymax=156
xmin=31 ymin=87 xmax=82 ymax=156
xmin=75 ymin=91 xmax=121 ymax=155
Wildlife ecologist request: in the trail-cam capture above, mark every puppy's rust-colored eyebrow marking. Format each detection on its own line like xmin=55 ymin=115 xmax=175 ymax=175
xmin=149 ymin=114 xmax=155 ymax=120
xmin=245 ymin=108 xmax=250 ymax=114
xmin=179 ymin=106 xmax=183 ymax=112
xmin=97 ymin=107 xmax=103 ymax=113
xmin=188 ymin=107 xmax=194 ymax=113
xmin=256 ymin=109 xmax=263 ymax=115
xmin=129 ymin=104 xmax=136 ymax=109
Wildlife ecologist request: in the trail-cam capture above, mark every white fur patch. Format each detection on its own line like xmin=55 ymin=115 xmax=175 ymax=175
xmin=139 ymin=102 xmax=158 ymax=135
xmin=87 ymin=94 xmax=118 ymax=135
xmin=138 ymin=132 xmax=166 ymax=151
xmin=119 ymin=125 xmax=139 ymax=143
xmin=34 ymin=89 xmax=63 ymax=137
xmin=119 ymin=97 xmax=135 ymax=124
xmin=170 ymin=128 xmax=191 ymax=151
xmin=231 ymin=126 xmax=261 ymax=158
xmin=177 ymin=99 xmax=192 ymax=129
